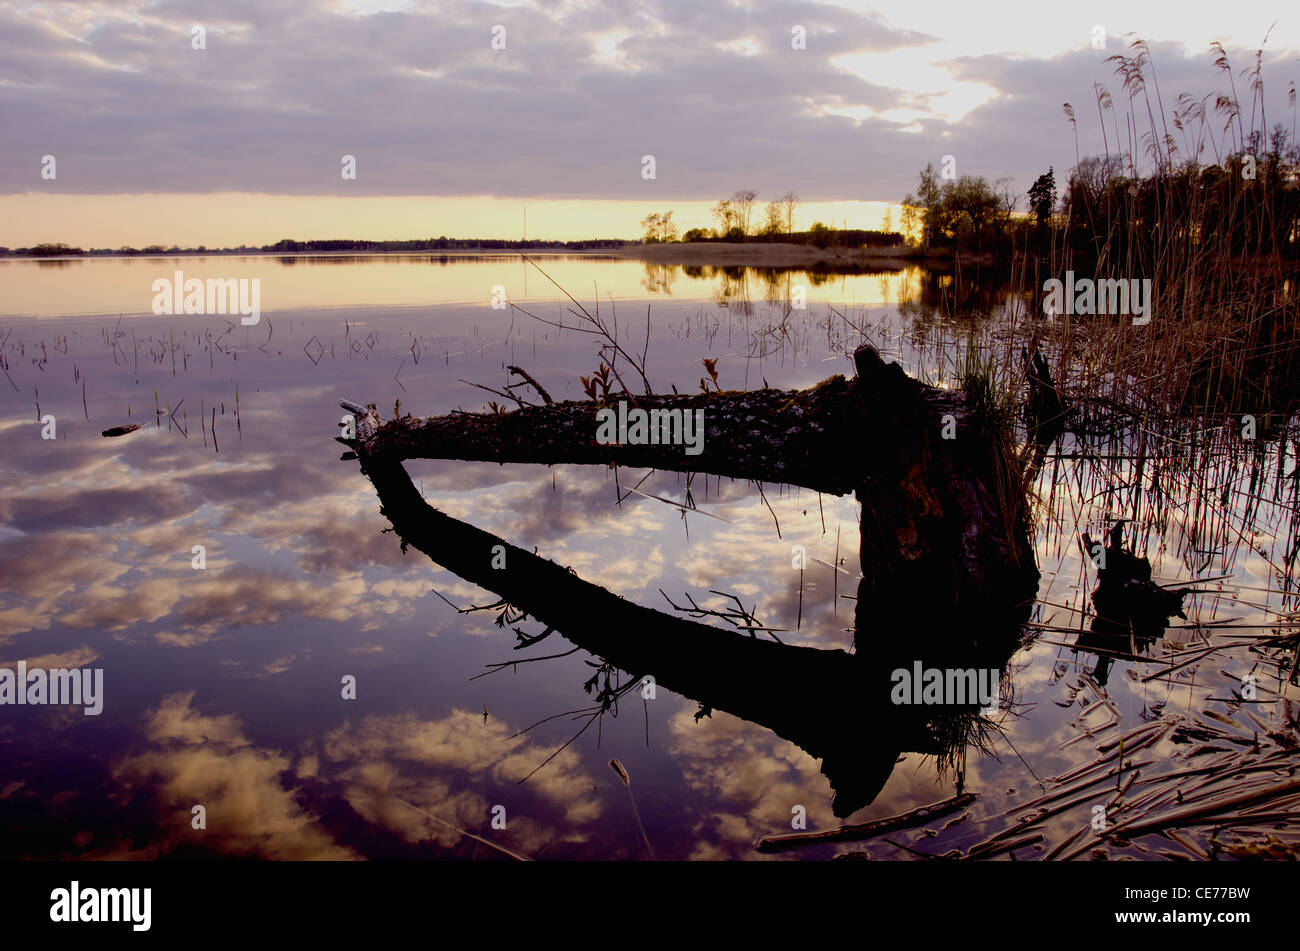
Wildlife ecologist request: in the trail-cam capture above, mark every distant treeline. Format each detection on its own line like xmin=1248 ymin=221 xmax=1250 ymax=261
xmin=0 ymin=237 xmax=634 ymax=257
xmin=680 ymin=228 xmax=903 ymax=249
xmin=639 ymin=192 xmax=906 ymax=249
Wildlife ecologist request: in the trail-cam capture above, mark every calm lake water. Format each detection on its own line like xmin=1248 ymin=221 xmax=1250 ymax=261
xmin=1 ymin=254 xmax=1296 ymax=860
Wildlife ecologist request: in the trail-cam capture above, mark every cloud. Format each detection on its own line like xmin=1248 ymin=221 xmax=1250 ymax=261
xmin=313 ymin=707 xmax=604 ymax=854
xmin=113 ymin=691 xmax=358 ymax=859
xmin=0 ymin=644 xmax=99 ymax=669
xmin=664 ymin=705 xmax=838 ymax=859
xmin=98 ymin=695 xmax=610 ymax=859
xmin=9 ymin=0 xmax=1288 ymax=203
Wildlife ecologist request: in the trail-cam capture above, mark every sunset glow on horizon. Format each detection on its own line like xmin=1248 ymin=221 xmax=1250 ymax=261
xmin=0 ymin=193 xmax=899 ymax=248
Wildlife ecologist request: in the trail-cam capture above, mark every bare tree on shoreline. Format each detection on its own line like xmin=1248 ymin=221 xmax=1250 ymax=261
xmin=779 ymin=191 xmax=800 ymax=233
xmin=730 ymin=190 xmax=758 ymax=235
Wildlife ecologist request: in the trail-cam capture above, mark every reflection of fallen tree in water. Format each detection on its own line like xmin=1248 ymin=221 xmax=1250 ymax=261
xmin=339 ymin=345 xmax=1042 ymax=819
xmin=344 ymin=412 xmax=1028 ymax=817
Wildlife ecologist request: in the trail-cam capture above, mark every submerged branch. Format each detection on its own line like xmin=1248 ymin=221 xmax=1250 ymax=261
xmin=755 ymin=793 xmax=977 ymax=853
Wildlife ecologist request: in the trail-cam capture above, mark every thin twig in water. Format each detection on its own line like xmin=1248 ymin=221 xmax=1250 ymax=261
xmin=609 ymin=759 xmax=656 ymax=860
xmin=389 ymin=795 xmax=531 ymax=861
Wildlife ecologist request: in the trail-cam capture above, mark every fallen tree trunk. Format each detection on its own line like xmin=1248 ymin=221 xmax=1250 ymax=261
xmin=356 ymin=348 xmax=963 ymax=498
xmin=347 ymin=345 xmax=1038 ymax=638
xmin=343 ymin=399 xmax=1014 ymax=817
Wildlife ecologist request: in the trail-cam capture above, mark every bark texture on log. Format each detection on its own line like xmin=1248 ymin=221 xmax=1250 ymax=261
xmin=361 ymin=374 xmax=866 ymax=495
xmin=846 ymin=347 xmax=1037 ymax=640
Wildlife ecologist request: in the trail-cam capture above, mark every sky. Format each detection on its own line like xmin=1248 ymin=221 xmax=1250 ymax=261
xmin=1 ymin=0 xmax=1297 ymax=246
